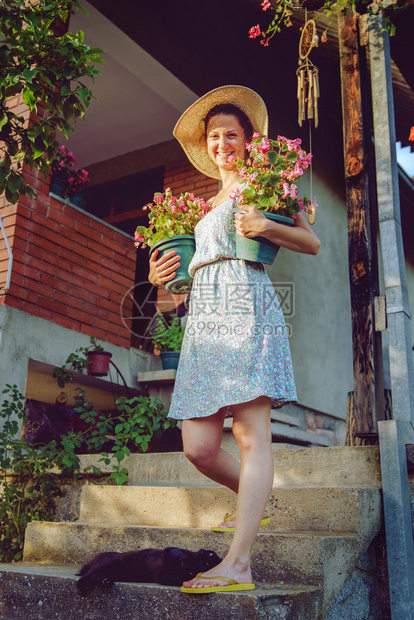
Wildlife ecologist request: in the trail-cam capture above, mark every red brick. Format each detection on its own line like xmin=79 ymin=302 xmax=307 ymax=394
xmin=63 ymin=205 xmax=91 ymax=227
xmin=71 ymin=265 xmax=99 ymax=284
xmin=51 ymin=314 xmax=81 ymax=332
xmin=55 ymin=290 xmax=82 ymax=310
xmin=80 ymin=324 xmax=108 ymax=342
xmin=82 ymin=302 xmax=107 ymax=320
xmin=84 ymin=281 xmax=110 ymax=299
xmin=69 ymin=285 xmax=97 ymax=305
xmin=97 ymin=276 xmax=126 ymax=296
xmin=23 ymin=218 xmax=48 ymax=238
xmin=38 ymin=296 xmax=67 ymax=315
xmin=3 ymin=295 xmax=21 ymax=310
xmin=95 ymin=317 xmax=120 ymax=335
xmin=87 ymin=239 xmax=114 ymax=261
xmin=85 ymin=259 xmax=113 ymax=279
xmin=45 ymin=230 xmax=74 ymax=251
xmin=26 ymin=255 xmax=55 ymax=276
xmin=56 ymin=268 xmax=84 ymax=289
xmin=26 ymin=245 xmax=43 ymax=262
xmin=41 ymin=273 xmax=71 ymax=294
xmin=27 ymin=279 xmax=54 ymax=299
xmin=111 ymin=272 xmax=134 ymax=289
xmin=76 ymin=222 xmax=102 ymax=244
xmin=67 ymin=307 xmax=95 ymax=326
xmin=62 ymin=226 xmax=88 ymax=245
xmin=97 ymin=297 xmax=123 ymax=315
xmin=59 ymin=248 xmax=87 ymax=268
xmin=47 ymin=208 xmax=77 ymax=229
xmin=21 ymin=301 xmax=52 ymax=321
xmin=72 ymin=242 xmax=101 ymax=264
xmin=31 ymin=200 xmax=49 ymax=217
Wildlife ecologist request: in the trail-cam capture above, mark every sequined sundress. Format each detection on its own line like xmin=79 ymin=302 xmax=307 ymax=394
xmin=168 ymin=195 xmax=297 ymax=420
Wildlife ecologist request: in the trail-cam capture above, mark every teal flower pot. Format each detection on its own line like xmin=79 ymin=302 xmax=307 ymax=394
xmin=150 ymin=235 xmax=196 ymax=294
xmin=69 ymin=192 xmax=88 ymax=209
xmin=233 ymin=208 xmax=294 ymax=265
xmin=160 ymin=351 xmax=180 ymax=370
xmin=49 ymin=175 xmax=67 ymax=198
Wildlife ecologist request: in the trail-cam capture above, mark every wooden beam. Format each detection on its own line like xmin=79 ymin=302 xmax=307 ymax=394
xmin=338 ymin=14 xmax=383 ymax=442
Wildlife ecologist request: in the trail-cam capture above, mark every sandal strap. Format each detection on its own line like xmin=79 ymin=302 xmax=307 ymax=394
xmin=195 ymin=573 xmax=238 ymax=585
xmin=223 ymin=511 xmax=236 ymax=523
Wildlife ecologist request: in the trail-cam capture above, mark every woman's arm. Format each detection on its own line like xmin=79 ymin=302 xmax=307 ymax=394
xmin=234 ymin=206 xmax=320 ymax=255
xmin=148 ymin=249 xmax=181 ymax=288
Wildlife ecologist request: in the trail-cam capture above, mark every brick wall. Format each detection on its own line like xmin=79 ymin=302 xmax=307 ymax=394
xmin=157 ymin=160 xmax=218 ymax=313
xmin=0 ymin=166 xmax=136 ymax=349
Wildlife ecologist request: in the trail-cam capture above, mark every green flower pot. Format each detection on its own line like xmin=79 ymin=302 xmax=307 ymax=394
xmin=49 ymin=175 xmax=67 ymax=197
xmin=150 ymin=235 xmax=196 ymax=294
xmin=160 ymin=351 xmax=180 ymax=370
xmin=233 ymin=208 xmax=294 ymax=265
xmin=69 ymin=191 xmax=88 ymax=210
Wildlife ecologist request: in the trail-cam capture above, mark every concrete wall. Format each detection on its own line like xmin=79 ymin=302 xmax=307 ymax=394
xmin=0 ymin=305 xmax=159 ymax=409
xmin=266 ymin=173 xmax=353 ymax=420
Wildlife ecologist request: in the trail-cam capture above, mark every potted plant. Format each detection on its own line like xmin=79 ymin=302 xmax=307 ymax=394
xmin=134 ymin=188 xmax=209 ymax=293
xmin=67 ymin=167 xmax=89 ymax=209
xmin=49 ymin=145 xmax=76 ymax=197
xmin=150 ymin=312 xmax=185 ymax=370
xmin=230 ymin=133 xmax=318 ymax=264
xmin=53 ymin=337 xmax=111 ymax=387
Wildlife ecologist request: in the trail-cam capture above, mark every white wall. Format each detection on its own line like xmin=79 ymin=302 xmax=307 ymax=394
xmin=266 ymin=173 xmax=353 ymax=419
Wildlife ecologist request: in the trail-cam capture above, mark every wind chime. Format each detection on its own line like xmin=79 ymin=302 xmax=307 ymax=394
xmin=297 ymin=18 xmax=320 ymax=128
xmin=296 ymin=16 xmax=320 ymax=224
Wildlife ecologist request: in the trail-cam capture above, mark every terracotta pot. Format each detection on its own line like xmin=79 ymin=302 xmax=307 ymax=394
xmin=87 ymin=351 xmax=112 ymax=377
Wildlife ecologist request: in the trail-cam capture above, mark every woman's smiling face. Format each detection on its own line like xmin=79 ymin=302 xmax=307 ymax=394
xmin=206 ymin=114 xmax=246 ymax=172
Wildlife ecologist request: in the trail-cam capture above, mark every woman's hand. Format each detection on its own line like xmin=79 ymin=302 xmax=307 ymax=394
xmin=148 ymin=249 xmax=181 ymax=288
xmin=234 ymin=205 xmax=267 ymax=238
xmin=235 ymin=206 xmax=320 ymax=255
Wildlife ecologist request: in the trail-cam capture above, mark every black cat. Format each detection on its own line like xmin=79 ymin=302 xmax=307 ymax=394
xmin=76 ymin=547 xmax=221 ymax=596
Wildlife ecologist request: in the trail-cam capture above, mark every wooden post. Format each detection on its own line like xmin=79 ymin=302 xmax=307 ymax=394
xmin=338 ymin=14 xmax=384 ymax=443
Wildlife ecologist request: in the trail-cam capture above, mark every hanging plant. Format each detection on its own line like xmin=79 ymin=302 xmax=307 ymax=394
xmin=248 ymin=0 xmax=410 ymax=46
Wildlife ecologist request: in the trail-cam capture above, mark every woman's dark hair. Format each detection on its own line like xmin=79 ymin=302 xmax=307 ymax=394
xmin=203 ymin=104 xmax=254 ymax=142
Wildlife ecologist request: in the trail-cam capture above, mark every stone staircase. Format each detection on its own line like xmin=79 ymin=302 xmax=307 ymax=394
xmin=0 ymin=446 xmax=382 ymax=619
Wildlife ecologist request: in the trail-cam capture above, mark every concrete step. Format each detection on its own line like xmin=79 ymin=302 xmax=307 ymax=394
xmin=78 ymin=446 xmax=381 ymax=488
xmin=74 ymin=485 xmax=381 ymax=535
xmin=0 ymin=563 xmax=322 ymax=620
xmin=22 ymin=521 xmax=376 ymax=612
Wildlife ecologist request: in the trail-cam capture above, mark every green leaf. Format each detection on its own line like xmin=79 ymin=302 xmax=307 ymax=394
xmin=22 ymin=68 xmax=36 ymax=83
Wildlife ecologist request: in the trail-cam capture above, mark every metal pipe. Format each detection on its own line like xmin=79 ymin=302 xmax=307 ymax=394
xmin=0 ymin=213 xmax=13 ymax=291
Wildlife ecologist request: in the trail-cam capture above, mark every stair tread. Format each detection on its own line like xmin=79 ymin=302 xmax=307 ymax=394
xmin=34 ymin=521 xmax=358 ymax=538
xmin=0 ymin=562 xmax=321 ymax=594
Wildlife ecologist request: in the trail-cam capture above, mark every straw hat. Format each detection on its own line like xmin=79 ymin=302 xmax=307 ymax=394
xmin=173 ymin=85 xmax=268 ymax=180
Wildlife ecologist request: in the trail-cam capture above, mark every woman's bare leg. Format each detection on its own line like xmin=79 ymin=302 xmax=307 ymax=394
xmin=181 ymin=408 xmax=240 ymax=493
xmin=183 ymin=396 xmax=273 ymax=588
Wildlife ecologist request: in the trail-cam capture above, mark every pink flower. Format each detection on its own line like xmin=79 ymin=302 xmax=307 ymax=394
xmin=260 ymin=37 xmax=270 ymax=47
xmin=261 ymin=0 xmax=271 ymax=10
xmin=249 ymin=25 xmax=261 ymax=39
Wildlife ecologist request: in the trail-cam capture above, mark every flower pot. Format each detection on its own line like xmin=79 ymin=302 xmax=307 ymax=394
xmin=233 ymin=209 xmax=294 ymax=265
xmin=49 ymin=175 xmax=67 ymax=197
xmin=149 ymin=235 xmax=196 ymax=294
xmin=68 ymin=191 xmax=88 ymax=209
xmin=160 ymin=351 xmax=180 ymax=370
xmin=87 ymin=351 xmax=112 ymax=377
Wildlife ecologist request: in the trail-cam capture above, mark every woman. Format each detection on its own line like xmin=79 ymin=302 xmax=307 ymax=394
xmin=148 ymin=85 xmax=320 ymax=593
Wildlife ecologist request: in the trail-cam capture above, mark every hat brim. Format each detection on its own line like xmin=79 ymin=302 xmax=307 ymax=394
xmin=173 ymin=85 xmax=268 ymax=180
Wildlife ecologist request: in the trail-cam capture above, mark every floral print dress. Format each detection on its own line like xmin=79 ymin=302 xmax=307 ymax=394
xmin=168 ymin=195 xmax=297 ymax=420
